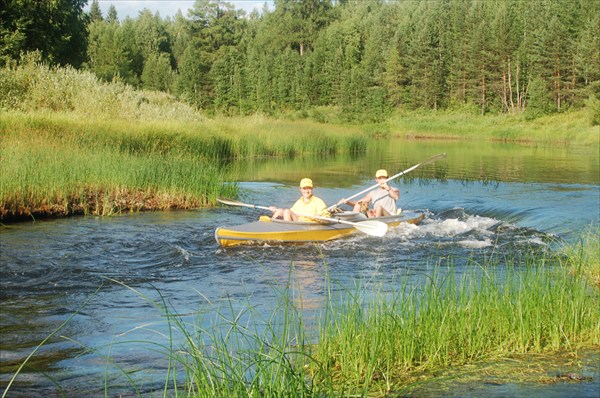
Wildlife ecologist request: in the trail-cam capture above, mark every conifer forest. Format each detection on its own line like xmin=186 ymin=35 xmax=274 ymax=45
xmin=1 ymin=0 xmax=599 ymax=121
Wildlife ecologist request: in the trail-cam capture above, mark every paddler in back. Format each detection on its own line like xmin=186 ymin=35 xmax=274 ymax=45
xmin=338 ymin=169 xmax=399 ymax=217
xmin=270 ymin=178 xmax=331 ymax=222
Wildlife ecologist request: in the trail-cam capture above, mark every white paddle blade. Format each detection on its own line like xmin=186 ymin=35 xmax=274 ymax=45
xmin=354 ymin=220 xmax=388 ymax=237
xmin=217 ymin=197 xmax=244 ymax=206
xmin=217 ymin=197 xmax=272 ymax=212
xmin=420 ymin=152 xmax=447 ymax=166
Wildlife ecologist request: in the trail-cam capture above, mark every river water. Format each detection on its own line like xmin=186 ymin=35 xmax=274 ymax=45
xmin=1 ymin=140 xmax=599 ymax=397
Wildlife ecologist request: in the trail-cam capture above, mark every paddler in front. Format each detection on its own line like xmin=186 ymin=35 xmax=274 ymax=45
xmin=338 ymin=169 xmax=399 ymax=217
xmin=270 ymin=178 xmax=331 ymax=222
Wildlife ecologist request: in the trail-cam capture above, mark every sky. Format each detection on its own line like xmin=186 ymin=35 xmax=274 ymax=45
xmin=87 ymin=0 xmax=273 ymax=19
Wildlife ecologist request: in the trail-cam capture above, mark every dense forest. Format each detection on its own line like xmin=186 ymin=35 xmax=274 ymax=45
xmin=1 ymin=0 xmax=599 ymax=121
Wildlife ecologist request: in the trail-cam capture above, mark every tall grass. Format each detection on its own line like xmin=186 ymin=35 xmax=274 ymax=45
xmin=311 ymin=253 xmax=599 ymax=394
xmin=0 ymin=111 xmax=367 ymax=221
xmin=0 ymin=52 xmax=203 ymax=122
xmin=561 ymin=226 xmax=600 ymax=287
xmin=0 ymin=58 xmax=367 ymax=221
xmin=169 ymin=278 xmax=334 ymax=397
xmin=0 ymin=132 xmax=236 ymax=219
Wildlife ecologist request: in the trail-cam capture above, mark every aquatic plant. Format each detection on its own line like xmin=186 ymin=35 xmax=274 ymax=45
xmin=310 ymin=253 xmax=599 ymax=394
xmin=560 ymin=226 xmax=600 ymax=287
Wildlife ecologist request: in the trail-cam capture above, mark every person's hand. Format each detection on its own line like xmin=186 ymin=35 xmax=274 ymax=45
xmin=338 ymin=198 xmax=348 ymax=204
xmin=269 ymin=206 xmax=277 ymax=213
xmin=379 ymin=182 xmax=391 ymax=191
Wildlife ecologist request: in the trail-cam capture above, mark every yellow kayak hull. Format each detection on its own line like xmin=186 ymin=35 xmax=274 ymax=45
xmin=215 ymin=212 xmax=425 ymax=247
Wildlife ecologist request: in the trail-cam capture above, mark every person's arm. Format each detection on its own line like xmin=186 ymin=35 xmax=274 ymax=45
xmin=338 ymin=198 xmax=355 ymax=206
xmin=338 ymin=192 xmax=370 ymax=207
xmin=317 ymin=198 xmax=331 ymax=218
xmin=380 ymin=183 xmax=399 ymax=200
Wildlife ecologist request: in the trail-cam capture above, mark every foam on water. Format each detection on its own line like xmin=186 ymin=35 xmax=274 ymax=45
xmin=384 ymin=208 xmax=551 ymax=251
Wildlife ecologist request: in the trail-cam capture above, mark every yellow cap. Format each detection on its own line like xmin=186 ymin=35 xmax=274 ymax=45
xmin=375 ymin=169 xmax=388 ymax=178
xmin=299 ymin=178 xmax=313 ymax=188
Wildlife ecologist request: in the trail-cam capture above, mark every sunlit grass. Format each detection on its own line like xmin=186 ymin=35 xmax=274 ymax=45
xmin=311 ymin=260 xmax=599 ymax=395
xmin=560 ymin=226 xmax=600 ymax=287
xmin=386 ymin=110 xmax=599 ymax=146
xmin=0 ymin=134 xmax=235 ymax=219
xmin=0 ymin=111 xmax=367 ymax=221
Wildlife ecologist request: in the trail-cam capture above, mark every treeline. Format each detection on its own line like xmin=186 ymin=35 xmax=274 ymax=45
xmin=1 ymin=0 xmax=599 ymax=121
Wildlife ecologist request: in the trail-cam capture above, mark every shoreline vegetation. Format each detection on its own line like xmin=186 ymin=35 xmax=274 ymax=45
xmin=2 ymin=232 xmax=598 ymax=396
xmin=1 ymin=60 xmax=599 ymax=223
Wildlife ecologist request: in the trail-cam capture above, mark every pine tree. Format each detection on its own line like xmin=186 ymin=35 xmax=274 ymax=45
xmin=107 ymin=5 xmax=118 ymax=24
xmin=89 ymin=0 xmax=103 ymax=22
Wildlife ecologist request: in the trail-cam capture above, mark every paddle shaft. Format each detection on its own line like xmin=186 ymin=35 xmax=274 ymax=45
xmin=217 ymin=197 xmax=388 ymax=236
xmin=328 ymin=152 xmax=447 ymax=211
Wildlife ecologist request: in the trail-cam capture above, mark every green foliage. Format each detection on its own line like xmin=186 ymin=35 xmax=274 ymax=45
xmin=1 ymin=0 xmax=599 ymax=120
xmin=0 ymin=0 xmax=87 ymax=67
xmin=525 ymin=76 xmax=553 ymax=120
xmin=141 ymin=52 xmax=174 ymax=92
xmin=314 ymin=260 xmax=599 ymax=391
xmin=86 ymin=20 xmax=137 ymax=85
xmin=88 ymin=0 xmax=103 ymax=22
xmin=0 ymin=54 xmax=201 ymax=121
xmin=586 ymin=94 xmax=600 ymax=126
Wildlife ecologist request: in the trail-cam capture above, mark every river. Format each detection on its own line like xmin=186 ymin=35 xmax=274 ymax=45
xmin=1 ymin=140 xmax=599 ymax=397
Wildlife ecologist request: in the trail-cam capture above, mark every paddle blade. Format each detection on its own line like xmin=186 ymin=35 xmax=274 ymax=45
xmin=217 ymin=197 xmax=245 ymax=206
xmin=354 ymin=220 xmax=388 ymax=237
xmin=420 ymin=152 xmax=447 ymax=166
xmin=217 ymin=197 xmax=272 ymax=212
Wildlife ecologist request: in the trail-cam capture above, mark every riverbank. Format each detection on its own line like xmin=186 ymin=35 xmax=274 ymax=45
xmin=1 ymin=109 xmax=598 ymax=223
xmin=0 ymin=111 xmax=367 ymax=222
xmin=386 ymin=109 xmax=599 ymax=146
xmin=2 ymin=60 xmax=598 ymax=222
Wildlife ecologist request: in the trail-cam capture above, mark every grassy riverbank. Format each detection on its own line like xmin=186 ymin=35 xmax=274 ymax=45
xmin=0 ymin=111 xmax=367 ymax=222
xmin=172 ymin=232 xmax=599 ymax=397
xmin=386 ymin=109 xmax=599 ymax=146
xmin=1 ymin=60 xmax=598 ymax=222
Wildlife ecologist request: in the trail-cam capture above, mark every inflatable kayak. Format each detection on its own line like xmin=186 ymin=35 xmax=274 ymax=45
xmin=215 ymin=211 xmax=424 ymax=247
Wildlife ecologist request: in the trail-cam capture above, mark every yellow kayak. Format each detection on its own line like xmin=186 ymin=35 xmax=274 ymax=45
xmin=215 ymin=211 xmax=425 ymax=247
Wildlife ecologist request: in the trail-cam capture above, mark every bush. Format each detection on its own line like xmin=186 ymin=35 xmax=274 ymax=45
xmin=586 ymin=94 xmax=600 ymax=126
xmin=0 ymin=51 xmax=204 ymax=122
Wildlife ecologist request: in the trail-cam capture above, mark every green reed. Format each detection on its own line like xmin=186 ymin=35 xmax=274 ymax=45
xmin=560 ymin=226 xmax=600 ymax=287
xmin=170 ymin=281 xmax=334 ymax=397
xmin=311 ymin=255 xmax=599 ymax=394
xmin=0 ymin=126 xmax=237 ymax=219
xmin=0 ymin=110 xmax=366 ymax=220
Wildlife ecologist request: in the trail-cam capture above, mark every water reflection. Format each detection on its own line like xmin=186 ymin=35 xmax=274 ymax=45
xmin=229 ymin=140 xmax=599 ymax=186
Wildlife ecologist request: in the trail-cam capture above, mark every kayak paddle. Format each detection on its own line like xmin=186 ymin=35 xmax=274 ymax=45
xmin=217 ymin=197 xmax=388 ymax=237
xmin=328 ymin=152 xmax=447 ymax=211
